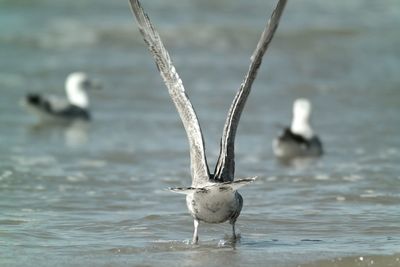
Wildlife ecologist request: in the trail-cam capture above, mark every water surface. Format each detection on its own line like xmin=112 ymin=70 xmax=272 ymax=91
xmin=0 ymin=0 xmax=399 ymax=266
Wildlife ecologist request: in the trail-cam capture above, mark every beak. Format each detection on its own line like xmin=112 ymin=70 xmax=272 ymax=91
xmin=88 ymin=79 xmax=102 ymax=90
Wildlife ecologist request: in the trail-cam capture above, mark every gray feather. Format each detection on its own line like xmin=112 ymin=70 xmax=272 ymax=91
xmin=214 ymin=0 xmax=287 ymax=182
xmin=129 ymin=0 xmax=210 ymax=187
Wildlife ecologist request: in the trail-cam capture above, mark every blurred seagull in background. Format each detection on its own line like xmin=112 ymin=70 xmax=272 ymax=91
xmin=273 ymin=98 xmax=323 ymax=161
xmin=129 ymin=0 xmax=287 ymax=244
xmin=22 ymin=72 xmax=100 ymax=122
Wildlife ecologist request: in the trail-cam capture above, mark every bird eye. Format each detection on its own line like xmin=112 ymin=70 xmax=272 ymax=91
xmin=81 ymin=80 xmax=91 ymax=88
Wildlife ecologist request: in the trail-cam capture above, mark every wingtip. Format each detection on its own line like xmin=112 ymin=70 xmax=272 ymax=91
xmin=25 ymin=93 xmax=41 ymax=105
xmin=128 ymin=0 xmax=142 ymax=21
xmin=128 ymin=0 xmax=137 ymax=8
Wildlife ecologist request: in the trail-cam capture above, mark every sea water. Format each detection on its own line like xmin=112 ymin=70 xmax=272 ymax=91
xmin=0 ymin=0 xmax=399 ymax=266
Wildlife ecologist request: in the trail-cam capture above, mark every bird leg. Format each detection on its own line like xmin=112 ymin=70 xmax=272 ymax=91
xmin=232 ymin=222 xmax=237 ymax=240
xmin=192 ymin=219 xmax=199 ymax=244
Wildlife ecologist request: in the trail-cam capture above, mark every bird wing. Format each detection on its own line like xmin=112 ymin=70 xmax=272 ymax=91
xmin=213 ymin=0 xmax=287 ymax=182
xmin=45 ymin=95 xmax=71 ymax=112
xmin=129 ymin=0 xmax=210 ymax=187
xmin=24 ymin=93 xmax=69 ymax=113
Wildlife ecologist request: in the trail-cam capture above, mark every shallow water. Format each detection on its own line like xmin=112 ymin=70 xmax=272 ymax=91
xmin=1 ymin=0 xmax=399 ymax=266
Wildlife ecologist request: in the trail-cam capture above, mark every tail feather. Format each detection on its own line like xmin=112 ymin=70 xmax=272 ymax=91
xmin=168 ymin=187 xmax=199 ymax=194
xmin=169 ymin=176 xmax=257 ymax=194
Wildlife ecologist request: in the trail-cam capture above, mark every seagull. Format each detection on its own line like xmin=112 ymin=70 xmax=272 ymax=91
xmin=273 ymin=98 xmax=323 ymax=161
xmin=129 ymin=0 xmax=287 ymax=244
xmin=22 ymin=72 xmax=99 ymax=122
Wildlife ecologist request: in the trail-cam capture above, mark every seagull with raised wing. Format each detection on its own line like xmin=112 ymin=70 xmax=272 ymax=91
xmin=22 ymin=72 xmax=100 ymax=122
xmin=129 ymin=0 xmax=287 ymax=244
xmin=273 ymin=98 xmax=323 ymax=161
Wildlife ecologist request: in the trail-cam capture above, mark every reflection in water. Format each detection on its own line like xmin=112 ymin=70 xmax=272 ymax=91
xmin=27 ymin=119 xmax=90 ymax=148
xmin=276 ymin=156 xmax=320 ymax=169
xmin=180 ymin=241 xmax=238 ymax=267
xmin=64 ymin=120 xmax=90 ymax=147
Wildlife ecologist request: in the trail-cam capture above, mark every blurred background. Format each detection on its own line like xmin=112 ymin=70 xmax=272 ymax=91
xmin=0 ymin=0 xmax=399 ymax=266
